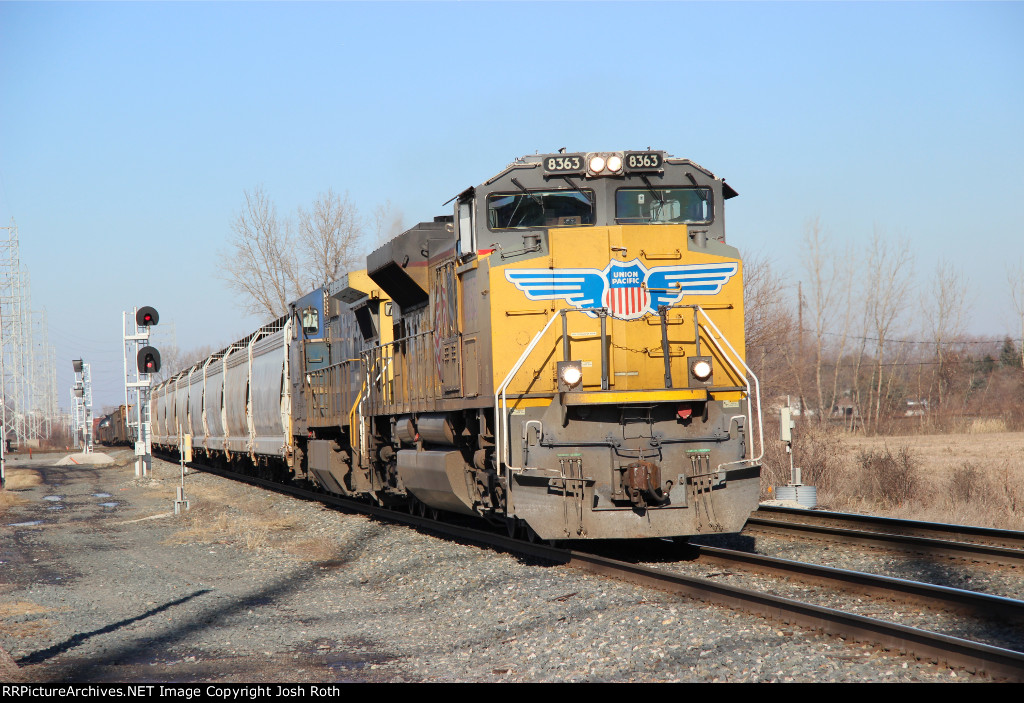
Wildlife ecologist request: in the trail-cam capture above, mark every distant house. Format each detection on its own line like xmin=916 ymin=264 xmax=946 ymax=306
xmin=904 ymin=399 xmax=929 ymax=417
xmin=830 ymin=398 xmax=859 ymax=420
xmin=769 ymin=397 xmax=807 ymax=417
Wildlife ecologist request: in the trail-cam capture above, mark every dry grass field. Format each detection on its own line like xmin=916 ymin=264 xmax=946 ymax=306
xmin=0 ymin=469 xmax=42 ymax=517
xmin=761 ymin=424 xmax=1024 ymax=531
xmin=0 ymin=601 xmax=56 ymax=642
xmin=1 ymin=468 xmax=43 ymax=491
xmin=163 ymin=479 xmax=303 ymax=552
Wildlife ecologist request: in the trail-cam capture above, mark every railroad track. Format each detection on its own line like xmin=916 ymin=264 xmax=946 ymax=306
xmin=688 ymin=544 xmax=1024 ymax=623
xmin=747 ymin=506 xmax=1024 ymax=567
xmin=184 ymin=460 xmax=1024 ymax=681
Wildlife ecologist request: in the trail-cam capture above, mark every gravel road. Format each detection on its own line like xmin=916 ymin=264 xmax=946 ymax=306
xmin=0 ymin=451 xmax=1004 ymax=682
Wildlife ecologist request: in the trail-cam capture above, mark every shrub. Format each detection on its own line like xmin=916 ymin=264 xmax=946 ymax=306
xmin=857 ymin=446 xmax=920 ymax=508
xmin=758 ymin=416 xmax=850 ymax=502
xmin=967 ymin=418 xmax=1008 ymax=434
xmin=791 ymin=423 xmax=847 ymax=494
xmin=949 ymin=462 xmax=988 ymax=505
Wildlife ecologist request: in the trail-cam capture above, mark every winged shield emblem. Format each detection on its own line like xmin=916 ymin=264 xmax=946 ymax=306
xmin=504 ymin=258 xmax=739 ymax=321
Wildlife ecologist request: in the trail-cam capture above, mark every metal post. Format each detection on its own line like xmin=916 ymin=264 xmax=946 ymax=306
xmin=599 ymin=310 xmax=609 ymax=391
xmin=659 ymin=306 xmax=672 ymax=389
xmin=122 ymin=311 xmax=130 ymax=440
xmin=71 ymin=359 xmax=92 ymax=453
xmin=141 ymin=384 xmax=151 ymax=477
xmin=124 ymin=307 xmax=153 ymax=478
xmin=174 ymin=423 xmax=189 ymax=513
xmin=561 ymin=310 xmax=570 ymax=361
xmin=82 ymin=362 xmax=93 ymax=453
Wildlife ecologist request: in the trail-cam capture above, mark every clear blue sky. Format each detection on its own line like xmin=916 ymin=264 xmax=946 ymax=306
xmin=1 ymin=1 xmax=1022 ymax=412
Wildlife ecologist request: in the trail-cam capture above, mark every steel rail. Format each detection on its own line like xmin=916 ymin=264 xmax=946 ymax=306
xmin=184 ymin=460 xmax=1024 ymax=680
xmin=691 ymin=545 xmax=1024 ymax=622
xmin=746 ymin=514 xmax=1024 ymax=568
xmin=755 ymin=505 xmax=1024 ymax=550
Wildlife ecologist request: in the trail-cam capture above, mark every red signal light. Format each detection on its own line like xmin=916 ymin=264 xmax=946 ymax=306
xmin=137 ymin=346 xmax=161 ymax=374
xmin=136 ymin=306 xmax=159 ymax=327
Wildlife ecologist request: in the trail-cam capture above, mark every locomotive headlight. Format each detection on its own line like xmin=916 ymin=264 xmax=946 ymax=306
xmin=562 ymin=366 xmax=582 ymax=386
xmin=589 ymin=155 xmax=606 ymax=173
xmin=691 ymin=359 xmax=712 ymax=381
xmin=557 ymin=360 xmax=584 ymax=391
xmin=606 ymin=155 xmax=623 ymax=173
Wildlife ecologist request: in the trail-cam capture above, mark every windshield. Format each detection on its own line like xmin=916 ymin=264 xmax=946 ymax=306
xmin=487 ymin=190 xmax=594 ymax=229
xmin=615 ymin=187 xmax=712 ymax=224
xmin=301 ymin=307 xmax=319 ymax=335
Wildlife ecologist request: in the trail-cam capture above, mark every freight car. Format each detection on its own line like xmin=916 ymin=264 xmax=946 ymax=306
xmin=152 ymin=150 xmax=763 ymax=541
xmin=96 ymin=405 xmax=131 ymax=446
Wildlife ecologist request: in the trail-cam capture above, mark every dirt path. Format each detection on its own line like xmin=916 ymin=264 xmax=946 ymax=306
xmin=0 ymin=452 xmax=375 ymax=682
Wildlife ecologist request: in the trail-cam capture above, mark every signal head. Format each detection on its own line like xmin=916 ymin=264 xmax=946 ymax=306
xmin=136 ymin=306 xmax=159 ymax=327
xmin=137 ymin=346 xmax=161 ymax=374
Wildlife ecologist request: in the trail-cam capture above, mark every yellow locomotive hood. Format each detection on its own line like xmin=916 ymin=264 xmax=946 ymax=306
xmin=491 ymin=224 xmax=747 ymax=398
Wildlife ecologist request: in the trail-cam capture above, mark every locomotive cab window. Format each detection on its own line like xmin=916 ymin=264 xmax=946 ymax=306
xmin=301 ymin=306 xmax=319 ymax=335
xmin=615 ymin=187 xmax=712 ymax=225
xmin=487 ymin=190 xmax=594 ymax=230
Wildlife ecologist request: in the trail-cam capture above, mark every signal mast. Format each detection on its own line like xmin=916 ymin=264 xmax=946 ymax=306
xmin=122 ymin=306 xmax=160 ymax=477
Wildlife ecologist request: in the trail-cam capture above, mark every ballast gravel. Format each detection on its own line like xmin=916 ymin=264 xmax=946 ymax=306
xmin=0 ymin=451 xmax=1010 ymax=682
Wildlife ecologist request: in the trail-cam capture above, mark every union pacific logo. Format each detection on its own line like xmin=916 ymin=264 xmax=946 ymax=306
xmin=504 ymin=258 xmax=739 ymax=321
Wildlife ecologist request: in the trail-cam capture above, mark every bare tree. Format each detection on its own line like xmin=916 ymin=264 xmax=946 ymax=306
xmin=864 ymin=228 xmax=915 ymax=430
xmin=220 ymin=186 xmax=300 ymax=320
xmin=741 ymin=251 xmax=794 ymax=397
xmin=221 ymin=186 xmax=379 ymax=320
xmin=923 ymin=259 xmax=971 ymax=411
xmin=152 ymin=343 xmax=181 ymax=384
xmin=296 ymin=189 xmax=364 ymax=288
xmin=800 ymin=218 xmax=856 ymax=421
xmin=371 ymin=199 xmax=405 ymax=247
xmin=1009 ymin=258 xmax=1024 ymax=369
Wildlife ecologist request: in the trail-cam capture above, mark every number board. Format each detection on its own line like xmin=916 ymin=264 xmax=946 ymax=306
xmin=624 ymin=152 xmax=663 ymax=171
xmin=544 ymin=154 xmax=585 ymax=174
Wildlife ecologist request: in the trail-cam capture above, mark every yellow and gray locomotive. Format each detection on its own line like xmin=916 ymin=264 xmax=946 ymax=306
xmin=153 ymin=150 xmax=763 ymax=541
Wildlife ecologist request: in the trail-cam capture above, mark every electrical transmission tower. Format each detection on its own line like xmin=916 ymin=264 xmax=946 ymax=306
xmin=0 ymin=220 xmax=59 ymax=449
